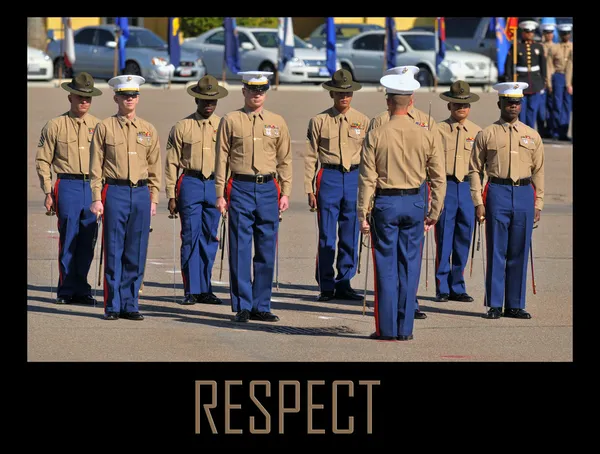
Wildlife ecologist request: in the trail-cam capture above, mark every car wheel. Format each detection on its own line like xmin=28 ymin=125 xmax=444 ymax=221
xmin=416 ymin=65 xmax=433 ymax=87
xmin=123 ymin=61 xmax=142 ymax=76
xmin=341 ymin=63 xmax=354 ymax=79
xmin=53 ymin=58 xmax=72 ymax=79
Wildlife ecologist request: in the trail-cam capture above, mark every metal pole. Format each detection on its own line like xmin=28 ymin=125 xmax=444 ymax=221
xmin=169 ymin=213 xmax=178 ymax=303
xmin=530 ymin=237 xmax=537 ymax=294
xmin=275 ymin=211 xmax=282 ymax=290
xmin=46 ymin=209 xmax=55 ymax=299
xmin=362 ymin=234 xmax=371 ymax=316
xmin=114 ymin=30 xmax=121 ymax=77
xmin=93 ymin=217 xmax=101 ymax=306
xmin=480 ymin=221 xmax=487 ymax=313
xmin=219 ymin=214 xmax=227 ymax=281
xmin=469 ymin=216 xmax=477 ymax=277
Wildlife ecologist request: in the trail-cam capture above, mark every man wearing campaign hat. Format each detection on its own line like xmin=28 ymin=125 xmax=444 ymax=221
xmin=366 ymin=65 xmax=436 ymax=320
xmin=36 ymin=72 xmax=103 ymax=305
xmin=537 ymin=23 xmax=556 ymax=138
xmin=434 ymin=81 xmax=482 ymax=303
xmin=304 ymin=69 xmax=370 ymax=302
xmin=214 ymin=71 xmax=292 ymax=323
xmin=468 ymin=82 xmax=545 ymax=320
xmin=164 ymin=75 xmax=229 ymax=306
xmin=546 ymin=23 xmax=573 ymax=141
xmin=357 ymin=72 xmax=446 ymax=341
xmin=89 ymin=75 xmax=162 ymax=321
xmin=504 ymin=20 xmax=547 ymax=131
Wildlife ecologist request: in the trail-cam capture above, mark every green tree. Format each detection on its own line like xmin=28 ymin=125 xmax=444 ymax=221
xmin=180 ymin=17 xmax=278 ymax=38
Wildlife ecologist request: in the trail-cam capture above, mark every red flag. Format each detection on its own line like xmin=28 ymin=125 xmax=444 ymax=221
xmin=62 ymin=17 xmax=75 ymax=68
xmin=505 ymin=17 xmax=518 ymax=41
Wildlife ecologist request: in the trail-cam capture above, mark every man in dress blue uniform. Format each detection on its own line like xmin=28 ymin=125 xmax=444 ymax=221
xmin=469 ymin=82 xmax=545 ymax=320
xmin=435 ymin=81 xmax=482 ymax=303
xmin=36 ymin=73 xmax=103 ymax=304
xmin=305 ymin=69 xmax=370 ymax=302
xmin=357 ymin=73 xmax=446 ymax=341
xmin=504 ymin=20 xmax=547 ymax=129
xmin=90 ymin=75 xmax=162 ymax=321
xmin=164 ymin=76 xmax=229 ymax=306
xmin=214 ymin=71 xmax=293 ymax=323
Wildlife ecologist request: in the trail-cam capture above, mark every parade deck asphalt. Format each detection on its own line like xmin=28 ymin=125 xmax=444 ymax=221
xmin=26 ymin=81 xmax=573 ymax=362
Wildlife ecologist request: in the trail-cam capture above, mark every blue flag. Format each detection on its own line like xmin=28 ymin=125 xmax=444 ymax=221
xmin=168 ymin=17 xmax=181 ymax=68
xmin=385 ymin=17 xmax=399 ymax=70
xmin=115 ymin=17 xmax=129 ymax=71
xmin=278 ymin=17 xmax=295 ymax=71
xmin=115 ymin=17 xmax=129 ymax=72
xmin=435 ymin=17 xmax=446 ymax=70
xmin=223 ymin=17 xmax=240 ymax=74
xmin=325 ymin=17 xmax=337 ymax=76
xmin=490 ymin=17 xmax=510 ymax=77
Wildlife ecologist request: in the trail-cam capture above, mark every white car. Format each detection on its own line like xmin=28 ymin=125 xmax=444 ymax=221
xmin=337 ymin=30 xmax=498 ymax=86
xmin=28 ymin=46 xmax=53 ymax=81
xmin=182 ymin=26 xmax=341 ymax=84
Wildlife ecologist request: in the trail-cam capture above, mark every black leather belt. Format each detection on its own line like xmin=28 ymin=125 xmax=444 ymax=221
xmin=322 ymin=163 xmax=359 ymax=172
xmin=232 ymin=173 xmax=274 ymax=184
xmin=376 ymin=187 xmax=420 ymax=196
xmin=183 ymin=169 xmax=214 ymax=180
xmin=105 ymin=178 xmax=148 ymax=187
xmin=490 ymin=177 xmax=532 ymax=187
xmin=447 ymin=175 xmax=467 ymax=183
xmin=57 ymin=173 xmax=89 ymax=180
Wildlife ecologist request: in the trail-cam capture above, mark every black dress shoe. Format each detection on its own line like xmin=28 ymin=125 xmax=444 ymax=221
xmin=369 ymin=332 xmax=396 ymax=341
xmin=397 ymin=334 xmax=414 ymax=341
xmin=317 ymin=290 xmax=335 ymax=302
xmin=334 ymin=287 xmax=363 ymax=301
xmin=250 ymin=311 xmax=280 ymax=322
xmin=104 ymin=312 xmax=119 ymax=320
xmin=436 ymin=293 xmax=449 ymax=302
xmin=503 ymin=308 xmax=532 ymax=319
xmin=449 ymin=292 xmax=474 ymax=302
xmin=484 ymin=307 xmax=502 ymax=319
xmin=180 ymin=294 xmax=196 ymax=305
xmin=414 ymin=310 xmax=427 ymax=320
xmin=197 ymin=293 xmax=223 ymax=305
xmin=120 ymin=311 xmax=144 ymax=321
xmin=71 ymin=295 xmax=97 ymax=305
xmin=55 ymin=297 xmax=71 ymax=304
xmin=234 ymin=310 xmax=251 ymax=322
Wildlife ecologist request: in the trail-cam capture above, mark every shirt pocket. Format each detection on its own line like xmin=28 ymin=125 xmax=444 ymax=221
xmin=262 ymin=128 xmax=278 ymax=164
xmin=347 ymin=126 xmax=364 ymax=142
xmin=104 ymin=136 xmax=124 ymax=163
xmin=231 ymin=126 xmax=251 ymax=165
xmin=182 ymin=134 xmax=201 ymax=161
xmin=56 ymin=132 xmax=75 ymax=165
xmin=319 ymin=127 xmax=339 ymax=153
xmin=485 ymin=142 xmax=505 ymax=176
xmin=519 ymin=139 xmax=535 ymax=167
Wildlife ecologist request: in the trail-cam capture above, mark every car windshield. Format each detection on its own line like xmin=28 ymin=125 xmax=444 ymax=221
xmin=312 ymin=24 xmax=382 ymax=41
xmin=401 ymin=33 xmax=436 ymax=51
xmin=250 ymin=31 xmax=311 ymax=49
xmin=126 ymin=28 xmax=167 ymax=49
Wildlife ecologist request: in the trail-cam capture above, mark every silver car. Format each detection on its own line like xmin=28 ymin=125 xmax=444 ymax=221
xmin=337 ymin=30 xmax=498 ymax=86
xmin=28 ymin=46 xmax=53 ymax=81
xmin=46 ymin=25 xmax=206 ymax=84
xmin=182 ymin=26 xmax=341 ymax=84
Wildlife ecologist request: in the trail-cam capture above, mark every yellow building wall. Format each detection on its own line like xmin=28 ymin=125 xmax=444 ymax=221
xmin=46 ymin=17 xmax=101 ymax=39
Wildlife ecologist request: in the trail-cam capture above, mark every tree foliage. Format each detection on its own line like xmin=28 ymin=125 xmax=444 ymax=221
xmin=180 ymin=17 xmax=278 ymax=38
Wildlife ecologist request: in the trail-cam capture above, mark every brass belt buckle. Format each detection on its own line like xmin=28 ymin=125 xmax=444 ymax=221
xmin=130 ymin=180 xmax=139 ymax=188
xmin=512 ymin=179 xmax=520 ymax=186
xmin=256 ymin=174 xmax=264 ymax=184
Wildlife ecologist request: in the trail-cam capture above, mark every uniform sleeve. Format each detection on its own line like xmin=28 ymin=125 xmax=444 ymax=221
xmin=366 ymin=114 xmax=382 ymax=134
xmin=426 ymin=130 xmax=446 ymax=221
xmin=531 ymin=137 xmax=545 ymax=211
xmin=275 ymin=120 xmax=293 ymax=197
xmin=214 ymin=117 xmax=231 ymax=198
xmin=147 ymin=125 xmax=162 ymax=204
xmin=304 ymin=117 xmax=320 ymax=194
xmin=357 ymin=131 xmax=377 ymax=223
xmin=89 ymin=122 xmax=106 ymax=202
xmin=565 ymin=48 xmax=573 ymax=87
xmin=164 ymin=125 xmax=182 ymax=200
xmin=539 ymin=44 xmax=547 ymax=87
xmin=35 ymin=121 xmax=56 ymax=194
xmin=546 ymin=45 xmax=555 ymax=90
xmin=468 ymin=131 xmax=486 ymax=207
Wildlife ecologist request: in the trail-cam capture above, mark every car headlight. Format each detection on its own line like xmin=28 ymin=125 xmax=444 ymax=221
xmin=42 ymin=53 xmax=51 ymax=61
xmin=195 ymin=58 xmax=204 ymax=67
xmin=288 ymin=57 xmax=304 ymax=67
xmin=442 ymin=60 xmax=463 ymax=71
xmin=151 ymin=57 xmax=169 ymax=66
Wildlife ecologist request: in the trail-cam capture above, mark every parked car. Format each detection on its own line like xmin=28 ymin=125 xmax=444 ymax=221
xmin=336 ymin=30 xmax=498 ymax=86
xmin=28 ymin=46 xmax=53 ymax=81
xmin=46 ymin=25 xmax=206 ymax=84
xmin=182 ymin=26 xmax=341 ymax=84
xmin=305 ymin=22 xmax=384 ymax=49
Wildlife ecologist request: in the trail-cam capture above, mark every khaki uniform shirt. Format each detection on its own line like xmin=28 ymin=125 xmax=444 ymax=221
xmin=164 ymin=111 xmax=221 ymax=200
xmin=215 ymin=108 xmax=292 ymax=198
xmin=36 ymin=111 xmax=100 ymax=194
xmin=304 ymin=106 xmax=370 ymax=194
xmin=89 ymin=114 xmax=162 ymax=204
xmin=357 ymin=115 xmax=446 ymax=223
xmin=547 ymin=41 xmax=573 ymax=88
xmin=437 ymin=118 xmax=482 ymax=181
xmin=367 ymin=107 xmax=437 ymax=133
xmin=541 ymin=40 xmax=554 ymax=58
xmin=469 ymin=119 xmax=545 ymax=210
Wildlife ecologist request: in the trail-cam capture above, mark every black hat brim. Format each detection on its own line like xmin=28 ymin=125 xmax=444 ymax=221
xmin=187 ymin=84 xmax=229 ymax=99
xmin=61 ymin=82 xmax=103 ymax=97
xmin=439 ymin=92 xmax=480 ymax=103
xmin=322 ymin=80 xmax=362 ymax=92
